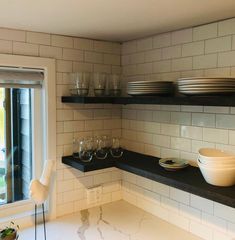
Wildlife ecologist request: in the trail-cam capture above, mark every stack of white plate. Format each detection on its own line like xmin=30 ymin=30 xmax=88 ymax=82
xmin=197 ymin=148 xmax=235 ymax=186
xmin=127 ymin=80 xmax=173 ymax=96
xmin=178 ymin=77 xmax=235 ymax=95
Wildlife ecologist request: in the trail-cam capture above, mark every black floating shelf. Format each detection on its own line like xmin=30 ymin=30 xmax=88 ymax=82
xmin=61 ymin=95 xmax=235 ymax=106
xmin=62 ymin=155 xmax=116 ymax=172
xmin=62 ymin=150 xmax=235 ymax=208
xmin=61 ymin=96 xmax=116 ymax=104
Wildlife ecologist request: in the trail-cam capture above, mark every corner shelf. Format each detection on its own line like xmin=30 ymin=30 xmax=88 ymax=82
xmin=62 ymin=150 xmax=235 ymax=208
xmin=62 ymin=155 xmax=116 ymax=172
xmin=61 ymin=95 xmax=235 ymax=106
xmin=61 ymin=96 xmax=116 ymax=104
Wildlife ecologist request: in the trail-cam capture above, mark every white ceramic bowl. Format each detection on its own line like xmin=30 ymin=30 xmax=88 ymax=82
xmin=198 ymin=156 xmax=235 ymax=167
xmin=198 ymin=160 xmax=235 ymax=186
xmin=199 ymin=148 xmax=235 ymax=161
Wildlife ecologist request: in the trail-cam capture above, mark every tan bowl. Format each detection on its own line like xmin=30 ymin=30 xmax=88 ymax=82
xmin=198 ymin=160 xmax=235 ymax=186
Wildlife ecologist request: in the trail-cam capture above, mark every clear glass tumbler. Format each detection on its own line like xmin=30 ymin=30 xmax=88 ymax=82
xmin=79 ymin=138 xmax=93 ymax=162
xmin=94 ymin=136 xmax=109 ymax=159
xmin=109 ymin=74 xmax=121 ymax=96
xmin=110 ymin=137 xmax=123 ymax=158
xmin=93 ymin=72 xmax=106 ymax=96
xmin=70 ymin=72 xmax=90 ymax=96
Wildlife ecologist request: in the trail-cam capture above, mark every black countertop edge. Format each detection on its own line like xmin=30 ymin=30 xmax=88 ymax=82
xmin=61 ymin=95 xmax=235 ymax=106
xmin=62 ymin=150 xmax=235 ymax=208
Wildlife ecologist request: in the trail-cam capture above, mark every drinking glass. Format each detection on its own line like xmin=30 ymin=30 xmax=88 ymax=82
xmin=72 ymin=138 xmax=79 ymax=159
xmin=95 ymin=136 xmax=109 ymax=159
xmin=110 ymin=137 xmax=123 ymax=158
xmin=79 ymin=138 xmax=93 ymax=162
xmin=109 ymin=74 xmax=121 ymax=96
xmin=93 ymin=72 xmax=106 ymax=96
xmin=70 ymin=72 xmax=90 ymax=96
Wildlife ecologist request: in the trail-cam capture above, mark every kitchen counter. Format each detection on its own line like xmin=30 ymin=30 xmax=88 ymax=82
xmin=20 ymin=200 xmax=202 ymax=240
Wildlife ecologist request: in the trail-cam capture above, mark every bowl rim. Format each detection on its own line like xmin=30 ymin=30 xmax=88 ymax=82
xmin=197 ymin=161 xmax=235 ymax=170
xmin=198 ymin=148 xmax=235 ymax=158
xmin=197 ymin=157 xmax=235 ymax=165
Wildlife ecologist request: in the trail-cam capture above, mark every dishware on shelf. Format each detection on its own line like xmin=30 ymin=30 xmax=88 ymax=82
xmin=159 ymin=158 xmax=189 ymax=171
xmin=127 ymin=80 xmax=173 ymax=96
xmin=70 ymin=72 xmax=91 ymax=96
xmin=197 ymin=148 xmax=235 ymax=186
xmin=72 ymin=138 xmax=79 ymax=159
xmin=177 ymin=77 xmax=235 ymax=96
xmin=198 ymin=148 xmax=235 ymax=166
xmin=110 ymin=137 xmax=123 ymax=158
xmin=93 ymin=72 xmax=106 ymax=96
xmin=79 ymin=138 xmax=94 ymax=162
xmin=198 ymin=157 xmax=235 ymax=168
xmin=109 ymin=74 xmax=122 ymax=96
xmin=199 ymin=148 xmax=235 ymax=160
xmin=94 ymin=135 xmax=109 ymax=159
xmin=70 ymin=88 xmax=89 ymax=96
xmin=197 ymin=159 xmax=235 ymax=186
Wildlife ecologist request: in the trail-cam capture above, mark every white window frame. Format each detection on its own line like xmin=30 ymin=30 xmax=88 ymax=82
xmin=0 ymin=54 xmax=56 ymax=223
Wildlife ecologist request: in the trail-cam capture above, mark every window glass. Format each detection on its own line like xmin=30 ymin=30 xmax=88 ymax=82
xmin=0 ymin=88 xmax=32 ymax=205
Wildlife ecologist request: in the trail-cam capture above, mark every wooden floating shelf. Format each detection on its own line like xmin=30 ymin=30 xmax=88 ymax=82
xmin=62 ymin=150 xmax=235 ymax=208
xmin=61 ymin=95 xmax=235 ymax=106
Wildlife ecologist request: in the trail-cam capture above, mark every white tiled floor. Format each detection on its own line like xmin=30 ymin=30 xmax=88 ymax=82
xmin=20 ymin=200 xmax=202 ymax=240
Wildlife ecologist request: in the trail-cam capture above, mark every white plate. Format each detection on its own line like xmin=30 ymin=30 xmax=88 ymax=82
xmin=179 ymin=88 xmax=235 ymax=92
xmin=128 ymin=80 xmax=173 ymax=84
xmin=128 ymin=83 xmax=172 ymax=86
xmin=127 ymin=87 xmax=172 ymax=90
xmin=129 ymin=89 xmax=172 ymax=92
xmin=178 ymin=79 xmax=235 ymax=85
xmin=127 ymin=92 xmax=170 ymax=95
xmin=179 ymin=77 xmax=235 ymax=80
xmin=127 ymin=92 xmax=170 ymax=96
xmin=178 ymin=87 xmax=235 ymax=90
xmin=179 ymin=90 xmax=235 ymax=95
xmin=178 ymin=83 xmax=235 ymax=87
xmin=159 ymin=158 xmax=189 ymax=171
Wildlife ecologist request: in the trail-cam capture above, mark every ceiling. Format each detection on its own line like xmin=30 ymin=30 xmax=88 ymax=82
xmin=1 ymin=0 xmax=235 ymax=42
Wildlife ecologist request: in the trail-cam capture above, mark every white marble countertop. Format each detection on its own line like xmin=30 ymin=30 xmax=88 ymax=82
xmin=20 ymin=200 xmax=202 ymax=240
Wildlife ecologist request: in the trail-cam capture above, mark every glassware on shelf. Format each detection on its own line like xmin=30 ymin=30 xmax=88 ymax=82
xmin=78 ymin=138 xmax=93 ymax=162
xmin=94 ymin=135 xmax=110 ymax=159
xmin=109 ymin=74 xmax=122 ymax=96
xmin=73 ymin=135 xmax=124 ymax=161
xmin=110 ymin=137 xmax=123 ymax=158
xmin=70 ymin=72 xmax=91 ymax=96
xmin=93 ymin=72 xmax=106 ymax=96
xmin=72 ymin=138 xmax=79 ymax=159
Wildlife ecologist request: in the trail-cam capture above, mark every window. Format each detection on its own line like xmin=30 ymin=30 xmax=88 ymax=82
xmin=0 ymin=68 xmax=43 ymax=206
xmin=0 ymin=54 xmax=56 ymax=221
xmin=0 ymin=88 xmax=33 ymax=205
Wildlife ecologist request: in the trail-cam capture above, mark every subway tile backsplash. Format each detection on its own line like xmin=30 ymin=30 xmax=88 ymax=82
xmin=121 ymin=17 xmax=235 ymax=161
xmin=121 ymin=18 xmax=235 ymax=240
xmin=1 ymin=16 xmax=235 ymax=240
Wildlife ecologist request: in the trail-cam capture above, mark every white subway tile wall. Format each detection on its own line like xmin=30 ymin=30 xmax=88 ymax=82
xmin=1 ymin=17 xmax=235 ymax=240
xmin=0 ymin=27 xmax=122 ymax=217
xmin=122 ymin=18 xmax=235 ymax=240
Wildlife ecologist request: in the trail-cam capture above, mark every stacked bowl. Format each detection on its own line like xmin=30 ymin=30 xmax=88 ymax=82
xmin=197 ymin=148 xmax=235 ymax=187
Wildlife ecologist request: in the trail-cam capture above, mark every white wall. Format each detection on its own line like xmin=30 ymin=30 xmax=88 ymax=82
xmin=0 ymin=27 xmax=123 ymax=218
xmin=121 ymin=18 xmax=235 ymax=240
xmin=1 ymin=17 xmax=235 ymax=240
